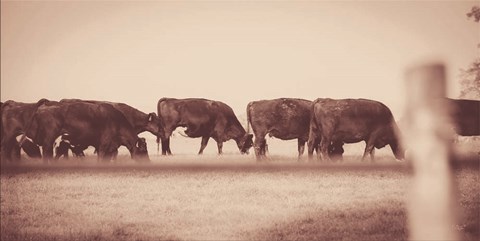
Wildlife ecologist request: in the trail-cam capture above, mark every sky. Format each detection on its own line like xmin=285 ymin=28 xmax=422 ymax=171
xmin=1 ymin=1 xmax=478 ymax=121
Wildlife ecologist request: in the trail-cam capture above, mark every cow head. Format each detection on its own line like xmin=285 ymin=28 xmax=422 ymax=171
xmin=390 ymin=123 xmax=405 ymax=161
xmin=237 ymin=134 xmax=254 ymax=154
xmin=133 ymin=137 xmax=150 ymax=162
xmin=390 ymin=140 xmax=405 ymax=161
xmin=328 ymin=141 xmax=344 ymax=161
xmin=146 ymin=112 xmax=162 ymax=136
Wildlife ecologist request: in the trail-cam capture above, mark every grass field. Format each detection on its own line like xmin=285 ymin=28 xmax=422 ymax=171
xmin=1 ymin=153 xmax=478 ymax=241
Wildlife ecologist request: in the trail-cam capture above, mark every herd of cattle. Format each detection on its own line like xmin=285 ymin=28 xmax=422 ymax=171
xmin=0 ymin=97 xmax=478 ymax=163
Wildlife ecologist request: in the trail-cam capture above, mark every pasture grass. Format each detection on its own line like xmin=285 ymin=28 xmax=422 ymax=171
xmin=0 ymin=155 xmax=478 ymax=241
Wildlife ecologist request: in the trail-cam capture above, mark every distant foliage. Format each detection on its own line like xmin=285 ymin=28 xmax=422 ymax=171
xmin=459 ymin=6 xmax=480 ymax=99
xmin=459 ymin=60 xmax=480 ymax=99
xmin=467 ymin=6 xmax=480 ymax=22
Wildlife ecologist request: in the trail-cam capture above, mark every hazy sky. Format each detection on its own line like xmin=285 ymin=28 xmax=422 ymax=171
xmin=1 ymin=1 xmax=478 ymax=120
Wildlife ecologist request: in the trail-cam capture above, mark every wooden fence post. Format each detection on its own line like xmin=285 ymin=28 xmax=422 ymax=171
xmin=404 ymin=62 xmax=460 ymax=240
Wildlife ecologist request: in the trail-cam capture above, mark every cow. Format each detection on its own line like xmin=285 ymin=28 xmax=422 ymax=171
xmin=446 ymin=98 xmax=479 ymax=136
xmin=21 ymin=101 xmax=147 ymax=162
xmin=54 ymin=135 xmax=87 ymax=160
xmin=59 ymin=99 xmax=160 ymax=158
xmin=246 ymin=98 xmax=344 ymax=160
xmin=1 ymin=99 xmax=50 ymax=161
xmin=157 ymin=98 xmax=253 ymax=155
xmin=60 ymin=99 xmax=160 ymax=136
xmin=307 ymin=98 xmax=404 ymax=162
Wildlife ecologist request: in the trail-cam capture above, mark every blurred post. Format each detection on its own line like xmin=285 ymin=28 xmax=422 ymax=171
xmin=404 ymin=63 xmax=460 ymax=240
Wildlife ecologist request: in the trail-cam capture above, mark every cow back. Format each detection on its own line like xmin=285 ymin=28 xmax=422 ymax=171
xmin=248 ymin=98 xmax=312 ymax=140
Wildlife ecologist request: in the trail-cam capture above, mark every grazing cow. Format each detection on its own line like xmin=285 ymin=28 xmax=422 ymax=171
xmin=1 ymin=99 xmax=50 ymax=161
xmin=307 ymin=98 xmax=404 ymax=162
xmin=157 ymin=98 xmax=253 ymax=155
xmin=60 ymin=99 xmax=160 ymax=136
xmin=59 ymin=99 xmax=160 ymax=158
xmin=246 ymin=98 xmax=344 ymax=160
xmin=22 ymin=101 xmax=146 ymax=162
xmin=446 ymin=98 xmax=480 ymax=136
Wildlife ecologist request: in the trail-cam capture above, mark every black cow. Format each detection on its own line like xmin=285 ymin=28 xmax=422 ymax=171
xmin=446 ymin=98 xmax=479 ymax=136
xmin=1 ymin=99 xmax=50 ymax=161
xmin=157 ymin=98 xmax=253 ymax=155
xmin=23 ymin=101 xmax=146 ymax=162
xmin=247 ymin=98 xmax=312 ymax=159
xmin=60 ymin=99 xmax=160 ymax=135
xmin=307 ymin=98 xmax=404 ymax=162
xmin=59 ymin=99 xmax=160 ymax=158
xmin=247 ymin=98 xmax=346 ymax=161
xmin=246 ymin=98 xmax=344 ymax=160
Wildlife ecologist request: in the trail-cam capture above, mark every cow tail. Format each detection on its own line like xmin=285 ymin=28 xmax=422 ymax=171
xmin=246 ymin=102 xmax=253 ymax=134
xmin=18 ymin=99 xmax=49 ymax=146
xmin=156 ymin=98 xmax=167 ymax=155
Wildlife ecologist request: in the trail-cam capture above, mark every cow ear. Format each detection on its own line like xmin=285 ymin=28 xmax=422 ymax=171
xmin=148 ymin=113 xmax=156 ymax=122
xmin=247 ymin=134 xmax=253 ymax=141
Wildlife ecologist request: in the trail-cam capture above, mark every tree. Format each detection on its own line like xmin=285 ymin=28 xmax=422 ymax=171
xmin=459 ymin=60 xmax=480 ymax=99
xmin=459 ymin=6 xmax=480 ymax=99
xmin=466 ymin=6 xmax=480 ymax=22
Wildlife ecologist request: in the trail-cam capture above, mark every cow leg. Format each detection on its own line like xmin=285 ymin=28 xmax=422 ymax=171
xmin=166 ymin=138 xmax=172 ymax=155
xmin=161 ymin=137 xmax=172 ymax=155
xmin=307 ymin=129 xmax=321 ymax=161
xmin=253 ymin=135 xmax=267 ymax=160
xmin=362 ymin=140 xmax=376 ymax=162
xmin=260 ymin=139 xmax=267 ymax=156
xmin=112 ymin=149 xmax=119 ymax=161
xmin=217 ymin=141 xmax=223 ymax=155
xmin=42 ymin=145 xmax=54 ymax=163
xmin=54 ymin=147 xmax=62 ymax=160
xmin=162 ymin=126 xmax=175 ymax=155
xmin=298 ymin=139 xmax=306 ymax=161
xmin=2 ymin=138 xmax=18 ymax=162
xmin=8 ymin=140 xmax=21 ymax=162
xmin=315 ymin=138 xmax=320 ymax=159
xmin=98 ymin=151 xmax=109 ymax=162
xmin=319 ymin=137 xmax=332 ymax=162
xmin=11 ymin=142 xmax=21 ymax=162
xmin=307 ymin=137 xmax=321 ymax=161
xmin=198 ymin=136 xmax=210 ymax=155
xmin=307 ymin=138 xmax=315 ymax=161
xmin=160 ymin=137 xmax=168 ymax=155
xmin=97 ymin=146 xmax=112 ymax=162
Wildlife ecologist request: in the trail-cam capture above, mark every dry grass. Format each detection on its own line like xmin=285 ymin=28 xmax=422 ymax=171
xmin=0 ymin=154 xmax=478 ymax=241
